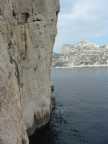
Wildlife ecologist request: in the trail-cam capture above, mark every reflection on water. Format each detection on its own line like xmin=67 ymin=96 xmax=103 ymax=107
xmin=30 ymin=68 xmax=108 ymax=144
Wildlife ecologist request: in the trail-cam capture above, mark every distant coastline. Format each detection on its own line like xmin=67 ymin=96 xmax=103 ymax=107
xmin=55 ymin=64 xmax=108 ymax=69
xmin=53 ymin=41 xmax=108 ymax=68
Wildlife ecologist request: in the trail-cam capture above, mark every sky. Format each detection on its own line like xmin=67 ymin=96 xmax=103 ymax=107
xmin=54 ymin=0 xmax=108 ymax=53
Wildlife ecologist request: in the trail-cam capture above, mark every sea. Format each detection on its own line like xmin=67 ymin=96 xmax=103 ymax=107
xmin=30 ymin=67 xmax=108 ymax=144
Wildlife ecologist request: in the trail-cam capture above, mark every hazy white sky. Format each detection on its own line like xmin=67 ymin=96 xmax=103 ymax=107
xmin=54 ymin=0 xmax=108 ymax=52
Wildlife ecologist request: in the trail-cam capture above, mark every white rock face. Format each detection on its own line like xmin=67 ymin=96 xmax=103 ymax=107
xmin=0 ymin=0 xmax=59 ymax=144
xmin=55 ymin=41 xmax=108 ymax=67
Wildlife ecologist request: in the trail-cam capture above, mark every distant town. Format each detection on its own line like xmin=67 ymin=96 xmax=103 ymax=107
xmin=53 ymin=40 xmax=108 ymax=67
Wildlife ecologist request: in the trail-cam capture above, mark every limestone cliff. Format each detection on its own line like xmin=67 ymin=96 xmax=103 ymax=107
xmin=0 ymin=0 xmax=59 ymax=144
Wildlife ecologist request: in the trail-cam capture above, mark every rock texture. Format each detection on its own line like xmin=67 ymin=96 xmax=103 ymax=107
xmin=0 ymin=0 xmax=59 ymax=144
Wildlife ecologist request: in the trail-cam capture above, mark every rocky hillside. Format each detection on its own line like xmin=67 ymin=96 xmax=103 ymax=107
xmin=0 ymin=0 xmax=59 ymax=144
xmin=54 ymin=41 xmax=108 ymax=67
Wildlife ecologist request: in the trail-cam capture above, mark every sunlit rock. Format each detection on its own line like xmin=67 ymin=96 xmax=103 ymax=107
xmin=0 ymin=0 xmax=59 ymax=143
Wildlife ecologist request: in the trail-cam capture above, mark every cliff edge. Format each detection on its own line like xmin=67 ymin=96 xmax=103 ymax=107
xmin=0 ymin=0 xmax=59 ymax=144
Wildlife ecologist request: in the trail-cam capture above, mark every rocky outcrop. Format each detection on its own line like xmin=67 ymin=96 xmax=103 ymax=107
xmin=0 ymin=0 xmax=59 ymax=144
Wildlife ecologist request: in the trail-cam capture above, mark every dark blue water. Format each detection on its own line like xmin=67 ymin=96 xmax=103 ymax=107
xmin=30 ymin=68 xmax=108 ymax=144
